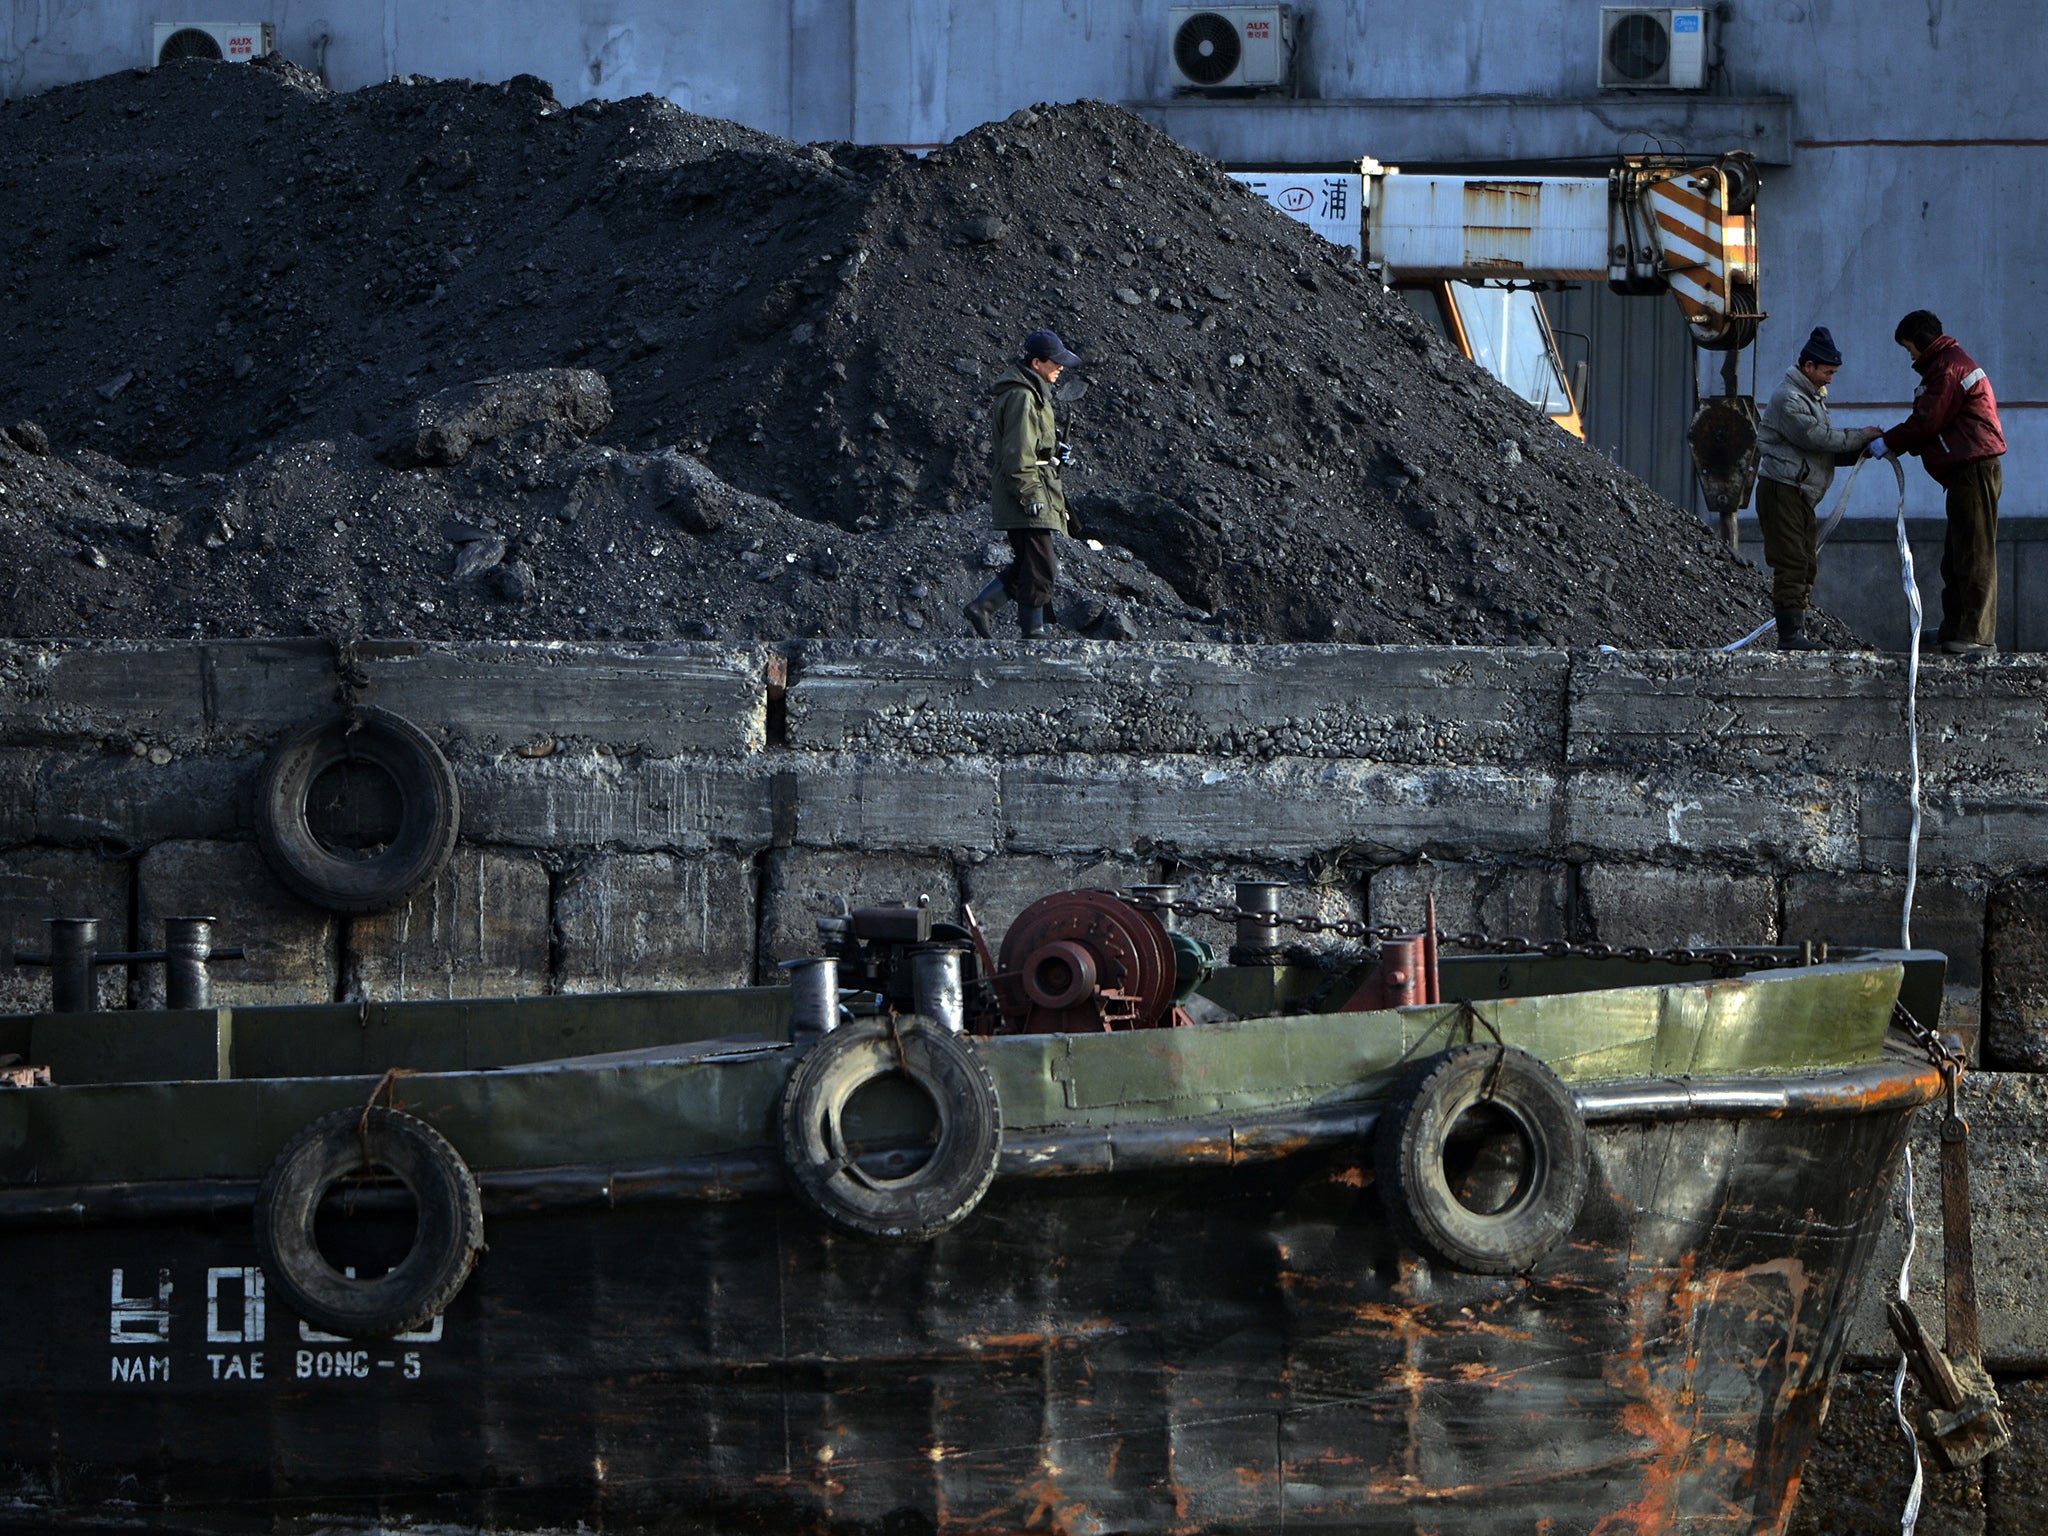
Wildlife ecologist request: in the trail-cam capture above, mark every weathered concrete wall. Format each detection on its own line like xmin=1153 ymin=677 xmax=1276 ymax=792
xmin=6 ymin=636 xmax=2048 ymax=1528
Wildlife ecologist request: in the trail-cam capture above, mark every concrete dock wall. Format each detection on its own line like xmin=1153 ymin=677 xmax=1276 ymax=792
xmin=5 ymin=636 xmax=2047 ymax=1525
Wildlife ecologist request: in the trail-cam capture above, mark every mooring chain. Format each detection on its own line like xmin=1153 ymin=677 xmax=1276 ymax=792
xmin=1891 ymin=999 xmax=1967 ymax=1078
xmin=1125 ymin=893 xmax=1765 ymax=971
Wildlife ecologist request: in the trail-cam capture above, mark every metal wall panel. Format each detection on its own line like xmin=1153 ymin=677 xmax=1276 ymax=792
xmin=1546 ymin=284 xmax=1701 ymax=514
xmin=1370 ymin=176 xmax=1611 ymax=280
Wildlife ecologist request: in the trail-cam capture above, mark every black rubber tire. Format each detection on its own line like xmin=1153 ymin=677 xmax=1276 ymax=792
xmin=254 ymin=708 xmax=460 ymax=914
xmin=1373 ymin=1045 xmax=1588 ymax=1275
xmin=779 ymin=1016 xmax=1002 ymax=1243
xmin=255 ymin=1106 xmax=484 ymax=1339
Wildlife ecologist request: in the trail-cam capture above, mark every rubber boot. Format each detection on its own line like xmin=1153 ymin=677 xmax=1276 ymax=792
xmin=961 ymin=577 xmax=1007 ymax=638
xmin=1775 ymin=610 xmax=1826 ymax=651
xmin=1017 ymin=605 xmax=1046 ymax=639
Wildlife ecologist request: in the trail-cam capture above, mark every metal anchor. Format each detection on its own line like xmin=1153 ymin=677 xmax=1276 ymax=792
xmin=1886 ymin=1062 xmax=2011 ymax=1473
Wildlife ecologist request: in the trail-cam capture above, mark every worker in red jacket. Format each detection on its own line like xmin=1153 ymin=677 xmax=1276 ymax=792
xmin=1871 ymin=311 xmax=2007 ymax=654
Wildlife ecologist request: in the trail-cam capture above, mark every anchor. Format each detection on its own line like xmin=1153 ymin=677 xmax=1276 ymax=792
xmin=1886 ymin=1060 xmax=2011 ymax=1473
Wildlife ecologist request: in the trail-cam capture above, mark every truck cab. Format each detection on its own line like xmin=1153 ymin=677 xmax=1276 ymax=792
xmin=1398 ymin=280 xmax=1585 ymax=440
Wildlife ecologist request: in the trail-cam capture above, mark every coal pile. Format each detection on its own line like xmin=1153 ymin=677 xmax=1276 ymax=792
xmin=0 ymin=56 xmax=1849 ymax=648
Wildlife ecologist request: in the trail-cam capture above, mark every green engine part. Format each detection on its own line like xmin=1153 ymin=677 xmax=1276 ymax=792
xmin=1169 ymin=930 xmax=1217 ymax=1004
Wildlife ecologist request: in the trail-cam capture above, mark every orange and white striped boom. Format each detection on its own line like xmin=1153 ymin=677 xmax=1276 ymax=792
xmin=1611 ymin=153 xmax=1761 ymax=351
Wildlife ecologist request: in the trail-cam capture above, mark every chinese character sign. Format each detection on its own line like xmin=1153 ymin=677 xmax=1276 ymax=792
xmin=1227 ymin=173 xmax=1361 ymax=255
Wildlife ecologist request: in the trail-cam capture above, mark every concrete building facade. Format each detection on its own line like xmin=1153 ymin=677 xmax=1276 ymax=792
xmin=3 ymin=1 xmax=2041 ymax=525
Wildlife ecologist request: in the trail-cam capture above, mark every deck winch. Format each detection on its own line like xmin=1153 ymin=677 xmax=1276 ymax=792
xmin=807 ymin=888 xmax=1218 ymax=1036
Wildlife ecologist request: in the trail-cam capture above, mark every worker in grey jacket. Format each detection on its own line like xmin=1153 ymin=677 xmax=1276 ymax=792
xmin=1754 ymin=327 xmax=1882 ymax=649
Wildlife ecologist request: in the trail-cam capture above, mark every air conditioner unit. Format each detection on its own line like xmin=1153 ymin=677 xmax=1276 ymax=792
xmin=1599 ymin=7 xmax=1710 ymax=90
xmin=152 ymin=21 xmax=276 ymax=67
xmin=1168 ymin=7 xmax=1296 ymax=93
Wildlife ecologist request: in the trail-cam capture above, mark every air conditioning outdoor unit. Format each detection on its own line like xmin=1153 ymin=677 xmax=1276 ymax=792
xmin=152 ymin=21 xmax=276 ymax=67
xmin=1168 ymin=7 xmax=1296 ymax=93
xmin=1598 ymin=7 xmax=1710 ymax=90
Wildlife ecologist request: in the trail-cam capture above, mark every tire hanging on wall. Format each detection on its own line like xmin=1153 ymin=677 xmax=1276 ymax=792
xmin=778 ymin=1016 xmax=1002 ymax=1243
xmin=253 ymin=707 xmax=460 ymax=914
xmin=255 ymin=1106 xmax=484 ymax=1340
xmin=1373 ymin=1044 xmax=1588 ymax=1275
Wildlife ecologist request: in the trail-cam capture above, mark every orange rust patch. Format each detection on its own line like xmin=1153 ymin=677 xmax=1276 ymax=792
xmin=965 ymin=1318 xmax=1120 ymax=1353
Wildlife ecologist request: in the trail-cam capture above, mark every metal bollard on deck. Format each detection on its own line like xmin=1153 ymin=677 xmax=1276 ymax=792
xmin=782 ymin=956 xmax=841 ymax=1052
xmin=1230 ymin=881 xmax=1288 ymax=966
xmin=12 ymin=914 xmax=245 ymax=1013
xmin=1127 ymin=885 xmax=1182 ymax=930
xmin=909 ymin=944 xmax=968 ymax=1034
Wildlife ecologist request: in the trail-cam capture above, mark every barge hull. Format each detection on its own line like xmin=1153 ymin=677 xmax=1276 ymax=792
xmin=1 ymin=1090 xmax=1917 ymax=1535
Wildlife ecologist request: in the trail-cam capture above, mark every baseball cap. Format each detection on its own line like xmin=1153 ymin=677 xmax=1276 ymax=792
xmin=1023 ymin=329 xmax=1081 ymax=367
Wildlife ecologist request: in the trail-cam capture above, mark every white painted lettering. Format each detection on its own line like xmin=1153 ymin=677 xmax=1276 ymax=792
xmin=109 ymin=1267 xmax=173 ymax=1345
xmin=300 ymin=1311 xmax=442 ymax=1345
xmin=205 ymin=1266 xmax=266 ymax=1344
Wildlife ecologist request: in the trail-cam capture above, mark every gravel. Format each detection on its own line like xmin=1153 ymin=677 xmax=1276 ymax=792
xmin=0 ymin=56 xmax=1854 ymax=649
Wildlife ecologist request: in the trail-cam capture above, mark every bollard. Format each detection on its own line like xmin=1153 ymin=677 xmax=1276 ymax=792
xmin=1127 ymin=885 xmax=1182 ymax=930
xmin=13 ymin=915 xmax=246 ymax=1014
xmin=1377 ymin=937 xmax=1425 ymax=1008
xmin=909 ymin=944 xmax=968 ymax=1034
xmin=1231 ymin=881 xmax=1288 ymax=966
xmin=781 ymin=956 xmax=841 ymax=1051
xmin=44 ymin=918 xmax=100 ymax=1014
xmin=164 ymin=917 xmax=217 ymax=1011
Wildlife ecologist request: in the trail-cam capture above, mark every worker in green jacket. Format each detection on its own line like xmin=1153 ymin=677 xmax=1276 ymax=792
xmin=963 ymin=329 xmax=1080 ymax=638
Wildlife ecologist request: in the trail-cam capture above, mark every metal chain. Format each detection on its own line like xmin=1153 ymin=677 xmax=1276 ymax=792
xmin=1891 ymin=999 xmax=1968 ymax=1078
xmin=1127 ymin=894 xmax=1767 ymax=972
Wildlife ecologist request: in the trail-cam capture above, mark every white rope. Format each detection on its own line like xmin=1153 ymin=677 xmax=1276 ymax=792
xmin=1890 ymin=454 xmax=1921 ymax=946
xmin=1888 ymin=450 xmax=1923 ymax=1533
xmin=1892 ymin=1145 xmax=1925 ymax=1534
xmin=1722 ymin=455 xmax=1870 ymax=652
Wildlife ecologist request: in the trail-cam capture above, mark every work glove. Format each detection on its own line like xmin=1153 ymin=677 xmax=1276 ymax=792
xmin=1058 ymin=440 xmax=1074 ymax=466
xmin=1866 ymin=437 xmax=1889 ymax=458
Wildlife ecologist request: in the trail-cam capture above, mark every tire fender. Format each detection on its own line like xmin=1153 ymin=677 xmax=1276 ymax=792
xmin=1373 ymin=1044 xmax=1588 ymax=1275
xmin=253 ymin=707 xmax=461 ymax=914
xmin=255 ymin=1106 xmax=484 ymax=1339
xmin=779 ymin=1016 xmax=1002 ymax=1243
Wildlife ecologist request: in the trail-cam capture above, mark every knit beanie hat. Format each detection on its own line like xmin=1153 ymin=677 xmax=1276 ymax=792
xmin=1799 ymin=326 xmax=1842 ymax=367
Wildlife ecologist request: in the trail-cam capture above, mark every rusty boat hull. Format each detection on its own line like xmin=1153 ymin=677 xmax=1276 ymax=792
xmin=0 ymin=955 xmax=1943 ymax=1534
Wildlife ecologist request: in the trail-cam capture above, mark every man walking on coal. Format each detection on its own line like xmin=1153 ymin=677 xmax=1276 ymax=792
xmin=1754 ymin=327 xmax=1882 ymax=650
xmin=964 ymin=329 xmax=1081 ymax=639
xmin=1870 ymin=310 xmax=2007 ymax=654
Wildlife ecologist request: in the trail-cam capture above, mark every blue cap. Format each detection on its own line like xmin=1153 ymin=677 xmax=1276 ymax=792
xmin=1023 ymin=329 xmax=1081 ymax=367
xmin=1799 ymin=326 xmax=1842 ymax=368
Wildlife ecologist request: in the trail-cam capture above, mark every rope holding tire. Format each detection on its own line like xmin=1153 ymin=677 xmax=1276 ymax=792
xmin=255 ymin=1105 xmax=484 ymax=1339
xmin=778 ymin=1015 xmax=1002 ymax=1243
xmin=254 ymin=707 xmax=461 ymax=914
xmin=1373 ymin=1044 xmax=1588 ymax=1275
